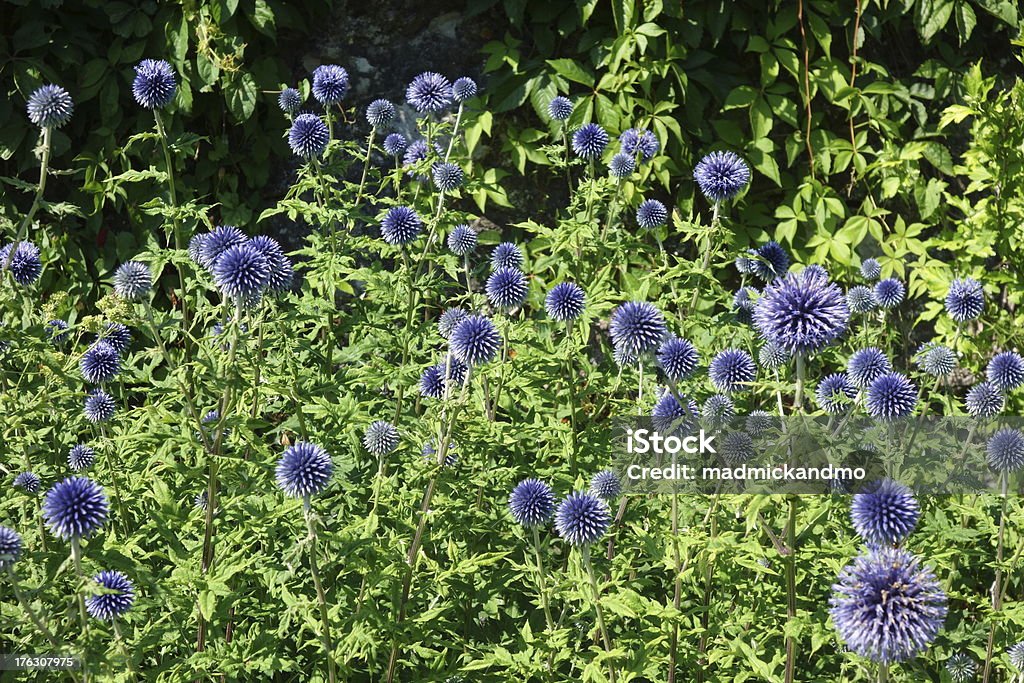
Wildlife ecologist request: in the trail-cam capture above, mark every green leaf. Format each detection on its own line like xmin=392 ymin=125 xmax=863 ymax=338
xmin=916 ymin=0 xmax=955 ymax=42
xmin=225 ymin=72 xmax=258 ymax=122
xmin=545 ymin=59 xmax=595 ymax=88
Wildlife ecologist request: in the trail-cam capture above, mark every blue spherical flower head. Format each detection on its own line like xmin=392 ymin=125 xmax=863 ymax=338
xmin=132 ymin=59 xmax=176 ymax=109
xmin=3 ymin=241 xmax=42 ymax=285
xmin=987 ymin=351 xmax=1024 ymax=391
xmin=721 ymin=430 xmax=755 ymax=463
xmin=383 ymin=133 xmax=408 ymax=156
xmin=1009 ymin=641 xmax=1024 ymax=670
xmin=278 ymin=87 xmax=302 ymax=114
xmin=847 ymin=286 xmax=877 ymax=314
xmin=694 ymin=151 xmax=750 ymax=202
xmin=735 ymin=256 xmax=753 ymax=275
xmin=709 ymin=348 xmax=756 ymax=393
xmin=213 ymin=243 xmax=270 ymax=304
xmin=966 ymin=381 xmax=1004 ymax=419
xmin=829 ymin=547 xmax=947 ymax=664
xmin=851 ymin=479 xmax=920 ymax=545
xmin=754 ymin=272 xmax=849 ymax=356
xmin=758 ymin=340 xmax=791 ymax=371
xmin=547 ymin=96 xmax=574 ymax=121
xmin=249 ymin=235 xmax=294 ymax=293
xmin=652 ymin=391 xmax=699 ymax=434
xmin=275 ymin=442 xmax=333 ymax=498
xmin=86 ymin=570 xmax=135 ymax=621
xmin=432 ymin=162 xmax=464 ymax=192
xmin=188 ymin=233 xmax=209 ymax=265
xmin=945 ymin=653 xmax=977 ymax=683
xmin=27 ymin=84 xmax=74 ymax=128
xmin=486 ymin=267 xmax=528 ymax=309
xmin=447 ymin=225 xmax=477 ymax=256
xmin=874 ymin=278 xmax=905 ymax=309
xmin=288 ymin=113 xmax=330 ymax=160
xmin=701 ymin=394 xmax=735 ymax=429
xmin=609 ymin=152 xmax=635 ymax=178
xmin=848 ymin=348 xmax=892 ymax=389
xmin=363 ymin=421 xmax=399 ymax=456
xmin=381 ymin=206 xmax=423 ymax=246
xmin=986 ymin=428 xmax=1024 ymax=472
xmin=546 ymin=282 xmax=586 ymax=322
xmin=312 ymin=64 xmax=349 ymax=105
xmin=636 ymin=199 xmax=668 ymax=229
xmin=419 ymin=359 xmax=468 ymax=399
xmin=452 ymin=77 xmax=478 ymax=102
xmin=619 ymin=128 xmax=659 ymax=162
xmin=748 ymin=242 xmax=790 ymax=282
xmin=491 ymin=242 xmax=523 ymax=270
xmin=866 ymin=373 xmax=918 ymax=421
xmin=43 ymin=477 xmax=108 ymax=539
xmin=403 ymin=139 xmax=429 ymax=169
xmin=47 ymin=319 xmax=69 ymax=346
xmin=733 ymin=286 xmax=759 ymax=314
xmin=406 ymin=71 xmax=452 ymax=113
xmin=945 ymin=278 xmax=984 ymax=322
xmin=198 ymin=226 xmax=246 ymax=270
xmin=746 ymin=410 xmax=776 ymax=437
xmin=0 ymin=526 xmax=21 ymax=569
xmin=80 ymin=342 xmax=121 ymax=385
xmin=97 ymin=322 xmax=132 ymax=355
xmin=421 ymin=440 xmax=458 ymax=468
xmin=84 ymin=389 xmax=116 ymax=423
xmin=365 ymin=99 xmax=395 ymax=128
xmin=13 ymin=472 xmax=41 ymax=494
xmin=450 ymin=315 xmax=501 ymax=366
xmin=113 ymin=261 xmax=152 ymax=302
xmin=590 ymin=470 xmax=622 ymax=500
xmin=571 ymin=123 xmax=609 ymax=159
xmin=657 ymin=337 xmax=699 ymax=382
xmin=610 ymin=301 xmax=667 ymax=360
xmin=555 ymin=491 xmax=610 ymax=546
xmin=509 ymin=479 xmax=555 ymax=528
xmin=438 ymin=308 xmax=469 ymax=339
xmin=859 ymin=258 xmax=881 ymax=281
xmin=915 ymin=344 xmax=956 ymax=377
xmin=816 ymin=373 xmax=857 ymax=415
xmin=68 ymin=444 xmax=96 ymax=472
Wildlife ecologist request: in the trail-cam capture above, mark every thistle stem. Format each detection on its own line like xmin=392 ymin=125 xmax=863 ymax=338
xmin=580 ymin=545 xmax=616 ymax=683
xmin=153 ymin=111 xmax=191 ymax=340
xmin=304 ymin=496 xmax=337 ymax=683
xmin=530 ymin=527 xmax=555 ymax=632
xmin=6 ymin=567 xmax=60 ymax=647
xmin=444 ymin=103 xmax=464 ymax=162
xmin=981 ymin=473 xmax=1009 ymax=683
xmin=688 ymin=201 xmax=720 ymax=313
xmin=5 ymin=127 xmax=51 ymax=275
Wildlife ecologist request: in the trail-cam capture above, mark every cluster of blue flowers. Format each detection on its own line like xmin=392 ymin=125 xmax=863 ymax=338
xmin=188 ymin=226 xmax=293 ymax=304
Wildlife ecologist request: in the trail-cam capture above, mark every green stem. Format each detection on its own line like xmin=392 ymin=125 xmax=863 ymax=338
xmin=580 ymin=545 xmax=616 ymax=683
xmin=355 ymin=128 xmax=376 ymax=210
xmin=6 ymin=567 xmax=61 ymax=647
xmin=982 ymin=473 xmax=1009 ymax=683
xmin=530 ymin=527 xmax=555 ymax=631
xmin=4 ymin=126 xmax=51 ymax=277
xmin=153 ymin=111 xmax=191 ymax=340
xmin=444 ymin=103 xmax=464 ymax=162
xmin=565 ymin=320 xmax=580 ymax=477
xmin=304 ymin=496 xmax=338 ymax=683
xmin=688 ymin=201 xmax=721 ymax=313
xmin=113 ymin=621 xmax=136 ymax=681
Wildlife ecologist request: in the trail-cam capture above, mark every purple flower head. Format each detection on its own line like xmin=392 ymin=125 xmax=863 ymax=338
xmin=113 ymin=261 xmax=152 ymax=302
xmin=68 ymin=444 xmax=96 ymax=472
xmin=636 ymin=199 xmax=668 ymax=229
xmin=432 ymin=162 xmax=464 ymax=192
xmin=860 ymin=258 xmax=881 ymax=280
xmin=132 ymin=59 xmax=176 ymax=109
xmin=851 ymin=479 xmax=920 ymax=545
xmin=383 ymin=133 xmax=408 ymax=156
xmin=13 ymin=472 xmax=41 ymax=494
xmin=288 ymin=113 xmax=329 ymax=159
xmin=275 ymin=442 xmax=333 ymax=498
xmin=42 ymin=477 xmax=108 ymax=539
xmin=365 ymin=99 xmax=395 ymax=128
xmin=450 ymin=315 xmax=501 ymax=366
xmin=86 ymin=570 xmax=135 ymax=620
xmin=447 ymin=225 xmax=477 ymax=256
xmin=213 ymin=243 xmax=270 ymax=304
xmin=198 ymin=225 xmax=247 ymax=270
xmin=709 ymin=348 xmax=756 ymax=393
xmin=874 ymin=278 xmax=905 ymax=309
xmin=619 ymin=128 xmax=659 ymax=162
xmin=848 ymin=348 xmax=892 ymax=389
xmin=658 ymin=337 xmax=699 ymax=382
xmin=945 ymin=278 xmax=984 ymax=322
xmin=547 ymin=96 xmax=573 ymax=121
xmin=27 ymin=84 xmax=74 ymax=127
xmin=452 ymin=77 xmax=478 ymax=102
xmin=694 ymin=151 xmax=750 ymax=202
xmin=381 ymin=206 xmax=423 ymax=246
xmin=608 ymin=152 xmax=635 ymax=178
xmin=965 ymin=382 xmax=1003 ymax=419
xmin=406 ymin=72 xmax=452 ymax=113
xmin=509 ymin=479 xmax=555 ymax=528
xmin=589 ymin=470 xmax=622 ymax=500
xmin=753 ymin=272 xmax=849 ymax=355
xmin=747 ymin=242 xmax=789 ymax=282
xmin=847 ymin=286 xmax=877 ymax=314
xmin=80 ymin=342 xmax=121 ymax=385
xmin=249 ymin=235 xmax=294 ymax=293
xmin=278 ymin=88 xmax=302 ymax=114
xmin=815 ymin=373 xmax=856 ymax=415
xmin=312 ymin=64 xmax=349 ymax=105
xmin=491 ymin=242 xmax=523 ymax=270
xmin=571 ymin=123 xmax=609 ymax=159
xmin=609 ymin=301 xmax=667 ymax=361
xmin=554 ymin=491 xmax=610 ymax=546
xmin=866 ymin=373 xmax=918 ymax=421
xmin=986 ymin=351 xmax=1024 ymax=391
xmin=438 ymin=308 xmax=469 ymax=339
xmin=486 ymin=267 xmax=528 ymax=309
xmin=545 ymin=282 xmax=586 ymax=322
xmin=84 ymin=389 xmax=116 ymax=423
xmin=0 ymin=526 xmax=21 ymax=569
xmin=986 ymin=428 xmax=1024 ymax=472
xmin=363 ymin=421 xmax=399 ymax=456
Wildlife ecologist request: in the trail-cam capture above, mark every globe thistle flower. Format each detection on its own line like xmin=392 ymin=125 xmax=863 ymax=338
xmin=815 ymin=373 xmax=857 ymax=415
xmin=860 ymin=258 xmax=882 ymax=281
xmin=610 ymin=301 xmax=667 ymax=360
xmin=746 ymin=410 xmax=776 ymax=437
xmin=829 ymin=547 xmax=947 ymax=664
xmin=547 ymin=96 xmax=573 ymax=121
xmin=965 ymin=382 xmax=1004 ymax=419
xmin=452 ymin=77 xmax=478 ymax=102
xmin=275 ymin=442 xmax=333 ymax=498
xmin=986 ymin=428 xmax=1024 ymax=472
xmin=847 ymin=286 xmax=877 ymax=314
xmin=636 ymin=199 xmax=667 ymax=230
xmin=747 ymin=242 xmax=790 ymax=282
xmin=486 ymin=267 xmax=528 ymax=309
xmin=732 ymin=287 xmax=759 ymax=314
xmin=539 ymin=282 xmax=584 ymax=322
xmin=945 ymin=653 xmax=976 ymax=683
xmin=421 ymin=441 xmax=458 ymax=468
xmin=406 ymin=71 xmax=452 ymax=113
xmin=85 ymin=570 xmax=135 ymax=621
xmin=97 ymin=322 xmax=132 ymax=355
xmin=403 ymin=139 xmax=429 ymax=168
xmin=0 ymin=526 xmax=21 ymax=569
xmin=213 ymin=243 xmax=270 ymax=304
xmin=278 ymin=87 xmax=302 ymax=114
xmin=432 ymin=162 xmax=464 ymax=192
xmin=848 ymin=348 xmax=892 ymax=389
xmin=188 ymin=233 xmax=209 ymax=265
xmin=657 ymin=337 xmax=698 ymax=382
xmin=589 ymin=470 xmax=622 ymax=501
xmin=874 ymin=278 xmax=905 ymax=309
xmin=758 ymin=340 xmax=791 ymax=370
xmin=693 ymin=151 xmax=750 ymax=202
xmin=2 ymin=242 xmax=42 ymax=285
xmin=80 ymin=342 xmax=121 ymax=385
xmin=27 ymin=84 xmax=74 ymax=127
xmin=68 ymin=444 xmax=96 ymax=472
xmin=509 ymin=479 xmax=555 ymax=528
xmin=554 ymin=491 xmax=611 ymax=546
xmin=986 ymin=351 xmax=1024 ymax=391
xmin=915 ymin=344 xmax=956 ymax=377
xmin=312 ymin=64 xmax=349 ymax=105
xmin=288 ymin=113 xmax=330 ymax=159
xmin=249 ymin=235 xmax=294 ymax=293
xmin=945 ymin=278 xmax=984 ymax=323
xmin=438 ymin=308 xmax=469 ymax=339
xmin=851 ymin=479 xmax=920 ymax=546
xmin=720 ymin=431 xmax=755 ymax=463
xmin=194 ymin=490 xmax=208 ymax=511
xmin=702 ymin=394 xmax=735 ymax=428
xmin=802 ymin=264 xmax=829 ymax=282
xmin=383 ymin=133 xmax=408 ymax=156
xmin=754 ymin=272 xmax=849 ymax=355
xmin=46 ymin=319 xmax=69 ymax=346
xmin=447 ymin=225 xmax=477 ymax=256
xmin=619 ymin=128 xmax=659 ymax=162
xmin=381 ymin=206 xmax=423 ymax=246
xmin=13 ymin=472 xmax=40 ymax=494
xmin=197 ymin=410 xmax=231 ymax=444
xmin=198 ymin=226 xmax=247 ymax=270
xmin=571 ymin=123 xmax=609 ymax=159
xmin=491 ymin=242 xmax=523 ymax=270
xmin=450 ymin=315 xmax=501 ymax=366
xmin=735 ymin=255 xmax=754 ymax=275
xmin=132 ymin=59 xmax=176 ymax=109
xmin=42 ymin=477 xmax=108 ymax=539
xmin=866 ymin=373 xmax=918 ymax=421
xmin=608 ymin=152 xmax=635 ymax=178
xmin=363 ymin=421 xmax=399 ymax=456
xmin=84 ymin=389 xmax=116 ymax=423
xmin=113 ymin=261 xmax=152 ymax=302
xmin=709 ymin=349 xmax=756 ymax=393
xmin=652 ymin=391 xmax=698 ymax=433
xmin=1009 ymin=642 xmax=1024 ymax=670
xmin=418 ymin=358 xmax=468 ymax=399
xmin=365 ymin=99 xmax=395 ymax=128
